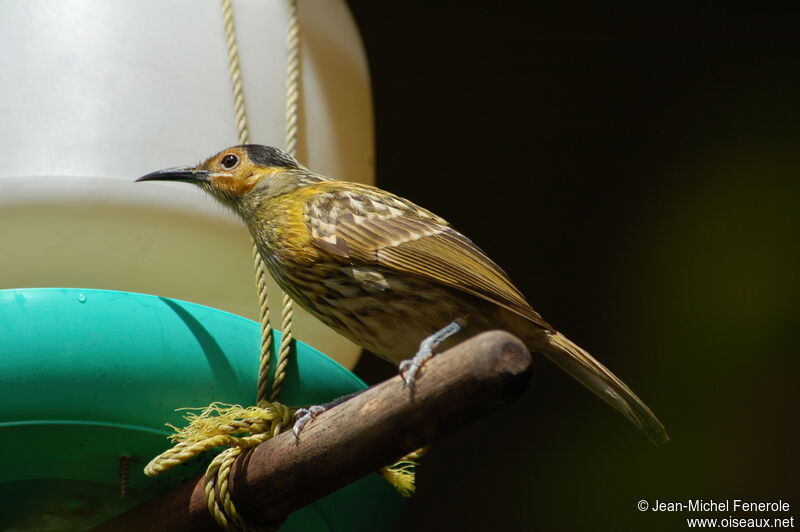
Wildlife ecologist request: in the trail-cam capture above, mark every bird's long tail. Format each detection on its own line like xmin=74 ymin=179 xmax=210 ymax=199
xmin=543 ymin=331 xmax=669 ymax=445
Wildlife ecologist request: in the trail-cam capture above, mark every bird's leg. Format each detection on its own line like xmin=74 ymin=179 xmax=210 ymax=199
xmin=399 ymin=320 xmax=464 ymax=389
xmin=293 ymin=320 xmax=464 ymax=437
xmin=292 ymin=388 xmax=369 ymax=439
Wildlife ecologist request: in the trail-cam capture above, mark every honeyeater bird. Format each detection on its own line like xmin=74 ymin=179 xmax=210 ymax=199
xmin=137 ymin=144 xmax=669 ymax=444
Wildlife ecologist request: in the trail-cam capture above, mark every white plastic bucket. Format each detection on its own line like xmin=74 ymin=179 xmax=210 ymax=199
xmin=0 ymin=0 xmax=374 ymax=368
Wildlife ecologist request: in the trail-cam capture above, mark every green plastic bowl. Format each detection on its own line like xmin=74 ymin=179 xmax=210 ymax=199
xmin=0 ymin=288 xmax=403 ymax=530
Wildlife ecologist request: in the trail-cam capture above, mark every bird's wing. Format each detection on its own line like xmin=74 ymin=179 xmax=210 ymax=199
xmin=305 ymin=184 xmax=551 ymax=330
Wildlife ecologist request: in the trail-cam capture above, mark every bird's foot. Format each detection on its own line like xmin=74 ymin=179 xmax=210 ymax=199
xmin=399 ymin=320 xmax=463 ymax=390
xmin=399 ymin=356 xmax=427 ymax=390
xmin=292 ymin=405 xmax=327 ymax=440
xmin=291 ymin=389 xmax=367 ymax=440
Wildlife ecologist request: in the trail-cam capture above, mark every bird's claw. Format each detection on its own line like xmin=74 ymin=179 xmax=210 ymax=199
xmin=292 ymin=404 xmax=327 ymax=440
xmin=399 ymin=359 xmax=422 ymax=390
xmin=399 ymin=320 xmax=464 ymax=390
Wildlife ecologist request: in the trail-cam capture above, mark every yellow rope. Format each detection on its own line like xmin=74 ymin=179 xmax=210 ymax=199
xmin=283 ymin=0 xmax=300 ymax=158
xmin=270 ymin=0 xmax=299 ymax=403
xmin=253 ymin=245 xmax=273 ymax=405
xmin=145 ymin=403 xmax=293 ymax=531
xmin=379 ymin=446 xmax=429 ymax=498
xmin=222 ymin=0 xmax=248 ymax=146
xmin=145 ymin=3 xmax=420 ymax=529
xmin=215 ymin=1 xmax=287 ymax=528
xmin=223 ymin=0 xmax=279 ymax=406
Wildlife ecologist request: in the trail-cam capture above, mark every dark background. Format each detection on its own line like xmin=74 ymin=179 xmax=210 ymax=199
xmin=345 ymin=3 xmax=799 ymax=531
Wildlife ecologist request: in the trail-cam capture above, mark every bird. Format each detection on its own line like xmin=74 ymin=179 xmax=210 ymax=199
xmin=137 ymin=144 xmax=669 ymax=444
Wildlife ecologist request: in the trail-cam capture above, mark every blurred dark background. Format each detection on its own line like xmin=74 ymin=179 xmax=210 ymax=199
xmin=345 ymin=2 xmax=799 ymax=530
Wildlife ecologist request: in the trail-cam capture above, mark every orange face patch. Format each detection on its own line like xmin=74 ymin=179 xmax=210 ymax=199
xmin=209 ymin=170 xmax=261 ymax=196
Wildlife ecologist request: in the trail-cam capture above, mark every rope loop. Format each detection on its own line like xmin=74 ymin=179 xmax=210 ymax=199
xmin=145 ymin=402 xmax=293 ymax=530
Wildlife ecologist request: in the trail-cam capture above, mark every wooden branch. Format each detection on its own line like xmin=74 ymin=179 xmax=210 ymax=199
xmin=93 ymin=330 xmax=532 ymax=531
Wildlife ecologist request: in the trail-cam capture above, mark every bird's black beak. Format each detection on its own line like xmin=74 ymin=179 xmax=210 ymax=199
xmin=136 ymin=167 xmax=212 ymax=183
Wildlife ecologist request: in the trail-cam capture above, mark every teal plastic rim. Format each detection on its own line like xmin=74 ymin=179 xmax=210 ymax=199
xmin=0 ymin=288 xmax=403 ymax=531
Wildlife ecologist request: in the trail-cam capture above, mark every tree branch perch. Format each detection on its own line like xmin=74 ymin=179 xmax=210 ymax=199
xmin=93 ymin=330 xmax=532 ymax=531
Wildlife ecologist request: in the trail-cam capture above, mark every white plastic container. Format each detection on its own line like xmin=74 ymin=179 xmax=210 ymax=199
xmin=0 ymin=0 xmax=373 ymax=368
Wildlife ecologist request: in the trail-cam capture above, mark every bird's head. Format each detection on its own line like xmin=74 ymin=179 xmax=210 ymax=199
xmin=137 ymin=145 xmax=317 ymax=209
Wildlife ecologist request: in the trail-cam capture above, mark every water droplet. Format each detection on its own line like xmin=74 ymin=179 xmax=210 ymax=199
xmin=77 ymin=293 xmax=87 ymax=303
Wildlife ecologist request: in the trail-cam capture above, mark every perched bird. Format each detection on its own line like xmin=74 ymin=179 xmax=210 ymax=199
xmin=137 ymin=145 xmax=668 ymax=444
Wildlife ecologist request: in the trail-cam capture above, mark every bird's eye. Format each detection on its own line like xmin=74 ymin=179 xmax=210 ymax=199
xmin=221 ymin=154 xmax=239 ymax=169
